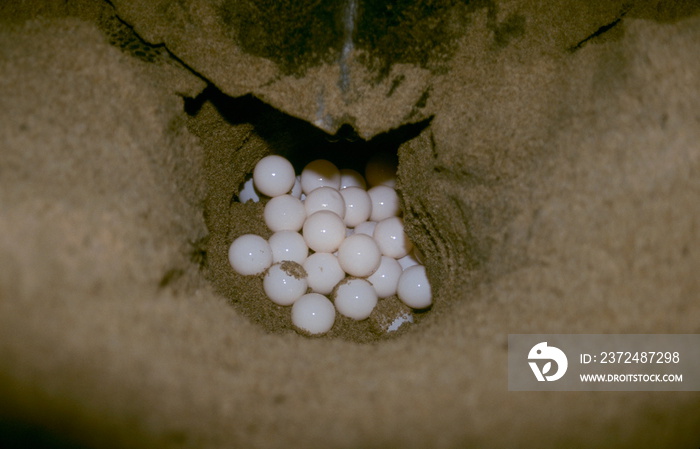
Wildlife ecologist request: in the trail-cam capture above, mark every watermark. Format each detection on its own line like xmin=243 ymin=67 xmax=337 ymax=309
xmin=528 ymin=342 xmax=568 ymax=381
xmin=508 ymin=334 xmax=700 ymax=391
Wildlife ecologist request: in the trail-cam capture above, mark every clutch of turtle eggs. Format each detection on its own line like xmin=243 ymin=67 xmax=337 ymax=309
xmin=229 ymin=154 xmax=431 ymax=335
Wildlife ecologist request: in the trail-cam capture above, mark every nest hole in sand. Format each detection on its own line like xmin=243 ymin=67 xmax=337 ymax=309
xmin=184 ymin=86 xmax=474 ymax=343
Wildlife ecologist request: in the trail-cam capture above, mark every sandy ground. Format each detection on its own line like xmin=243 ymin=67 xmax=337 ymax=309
xmin=1 ymin=1 xmax=699 ymax=447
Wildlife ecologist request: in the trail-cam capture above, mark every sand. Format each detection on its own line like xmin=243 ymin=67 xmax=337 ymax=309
xmin=1 ymin=0 xmax=699 ymax=447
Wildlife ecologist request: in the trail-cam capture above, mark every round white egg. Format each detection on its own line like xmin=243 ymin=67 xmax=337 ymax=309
xmin=292 ymin=293 xmax=336 ymax=335
xmin=263 ymin=262 xmax=308 ymax=306
xmin=340 ymin=168 xmax=367 ymax=189
xmin=333 ymin=279 xmax=378 ymax=320
xmin=264 ymin=194 xmax=306 ymax=232
xmin=373 ymin=217 xmax=414 ymax=259
xmin=302 ymin=210 xmax=346 ymax=253
xmin=228 ymin=234 xmax=273 ymax=276
xmin=339 ymin=187 xmax=371 ymax=228
xmin=397 ymin=265 xmax=432 ymax=309
xmin=238 ymin=177 xmax=260 ymax=203
xmin=268 ymin=230 xmax=308 ymax=264
xmin=302 ymin=253 xmax=346 ymax=295
xmin=336 ymin=234 xmax=381 ymax=278
xmin=290 ymin=175 xmax=303 ymax=199
xmin=304 ymin=186 xmax=346 ymax=218
xmin=367 ymin=256 xmax=402 ymax=298
xmin=398 ymin=251 xmax=421 ymax=270
xmin=300 ymin=159 xmax=341 ymax=194
xmin=353 ymin=221 xmax=377 ymax=237
xmin=253 ymin=155 xmax=296 ymax=197
xmin=367 ymin=185 xmax=401 ymax=222
xmin=365 ymin=152 xmax=397 ymax=188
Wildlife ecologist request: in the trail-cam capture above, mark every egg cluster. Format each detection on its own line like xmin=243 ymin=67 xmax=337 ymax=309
xmin=228 ymin=154 xmax=431 ymax=336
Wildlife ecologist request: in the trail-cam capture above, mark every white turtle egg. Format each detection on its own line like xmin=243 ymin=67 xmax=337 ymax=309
xmin=367 ymin=256 xmax=402 ymax=298
xmin=290 ymin=175 xmax=303 ymax=199
xmin=300 ymin=159 xmax=341 ymax=194
xmin=302 ymin=210 xmax=346 ymax=253
xmin=268 ymin=230 xmax=308 ymax=264
xmin=353 ymin=221 xmax=377 ymax=237
xmin=365 ymin=152 xmax=398 ymax=188
xmin=340 ymin=168 xmax=367 ymax=189
xmin=263 ymin=262 xmax=308 ymax=306
xmin=238 ymin=177 xmax=260 ymax=203
xmin=373 ymin=217 xmax=413 ymax=259
xmin=397 ymin=265 xmax=432 ymax=309
xmin=302 ymin=253 xmax=346 ymax=295
xmin=264 ymin=194 xmax=306 ymax=232
xmin=304 ymin=186 xmax=346 ymax=218
xmin=368 ymin=185 xmax=401 ymax=222
xmin=398 ymin=251 xmax=421 ymax=270
xmin=339 ymin=187 xmax=371 ymax=228
xmin=228 ymin=234 xmax=272 ymax=276
xmin=292 ymin=293 xmax=336 ymax=335
xmin=333 ymin=279 xmax=378 ymax=320
xmin=337 ymin=234 xmax=381 ymax=278
xmin=253 ymin=155 xmax=296 ymax=197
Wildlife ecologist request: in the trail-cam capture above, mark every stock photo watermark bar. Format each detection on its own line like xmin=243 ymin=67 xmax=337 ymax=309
xmin=508 ymin=334 xmax=700 ymax=391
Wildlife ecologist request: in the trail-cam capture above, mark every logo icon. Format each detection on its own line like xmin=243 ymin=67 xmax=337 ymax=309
xmin=528 ymin=342 xmax=568 ymax=381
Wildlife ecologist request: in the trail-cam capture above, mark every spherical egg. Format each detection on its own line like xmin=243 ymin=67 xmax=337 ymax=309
xmin=237 ymin=177 xmax=260 ymax=203
xmin=397 ymin=265 xmax=432 ymax=309
xmin=367 ymin=256 xmax=402 ymax=298
xmin=353 ymin=220 xmax=377 ymax=237
xmin=302 ymin=252 xmax=346 ymax=295
xmin=302 ymin=210 xmax=346 ymax=253
xmin=292 ymin=293 xmax=336 ymax=335
xmin=264 ymin=194 xmax=306 ymax=232
xmin=340 ymin=168 xmax=367 ymax=190
xmin=339 ymin=187 xmax=371 ymax=228
xmin=228 ymin=234 xmax=273 ymax=276
xmin=253 ymin=155 xmax=296 ymax=197
xmin=263 ymin=262 xmax=308 ymax=306
xmin=368 ymin=185 xmax=401 ymax=222
xmin=398 ymin=251 xmax=421 ymax=270
xmin=373 ymin=216 xmax=413 ymax=259
xmin=268 ymin=230 xmax=308 ymax=264
xmin=300 ymin=159 xmax=341 ymax=194
xmin=290 ymin=175 xmax=303 ymax=199
xmin=304 ymin=186 xmax=346 ymax=218
xmin=337 ymin=234 xmax=381 ymax=278
xmin=333 ymin=278 xmax=378 ymax=320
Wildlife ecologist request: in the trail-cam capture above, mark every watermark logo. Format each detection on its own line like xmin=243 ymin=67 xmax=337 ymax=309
xmin=510 ymin=335 xmax=698 ymax=391
xmin=528 ymin=342 xmax=568 ymax=381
